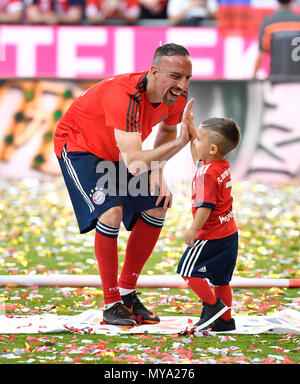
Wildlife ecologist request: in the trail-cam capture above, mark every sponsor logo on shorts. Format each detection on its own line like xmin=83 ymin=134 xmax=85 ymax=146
xmin=92 ymin=190 xmax=105 ymax=205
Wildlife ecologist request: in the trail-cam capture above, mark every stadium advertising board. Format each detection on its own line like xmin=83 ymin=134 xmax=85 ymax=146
xmin=0 ymin=25 xmax=269 ymax=80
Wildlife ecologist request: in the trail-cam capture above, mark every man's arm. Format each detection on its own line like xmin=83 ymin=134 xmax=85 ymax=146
xmin=114 ymin=99 xmax=194 ymax=175
xmin=152 ymin=122 xmax=177 ymax=208
xmin=114 ymin=128 xmax=186 ymax=175
xmin=153 ymin=121 xmax=177 ymax=149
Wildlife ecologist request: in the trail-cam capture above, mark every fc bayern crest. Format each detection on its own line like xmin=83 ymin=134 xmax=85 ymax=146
xmin=92 ymin=190 xmax=105 ymax=205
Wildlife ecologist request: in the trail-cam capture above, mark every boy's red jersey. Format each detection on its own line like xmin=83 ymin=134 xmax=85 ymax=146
xmin=192 ymin=159 xmax=237 ymax=240
xmin=54 ymin=71 xmax=187 ymax=161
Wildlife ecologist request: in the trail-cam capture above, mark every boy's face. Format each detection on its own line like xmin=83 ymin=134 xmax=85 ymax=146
xmin=194 ymin=125 xmax=212 ymax=161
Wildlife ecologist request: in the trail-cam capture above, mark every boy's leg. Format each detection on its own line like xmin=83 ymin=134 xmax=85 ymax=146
xmin=177 ymin=239 xmax=231 ymax=330
xmin=184 ymin=276 xmax=216 ymax=305
xmin=214 ymin=285 xmax=232 ymax=321
xmin=183 ymin=278 xmax=233 ymax=321
xmin=177 ymin=234 xmax=238 ymax=330
xmin=204 ymin=284 xmax=236 ymax=331
xmin=182 ymin=276 xmax=227 ymax=330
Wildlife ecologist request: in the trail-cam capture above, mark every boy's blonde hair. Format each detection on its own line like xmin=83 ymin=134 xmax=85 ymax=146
xmin=201 ymin=117 xmax=241 ymax=156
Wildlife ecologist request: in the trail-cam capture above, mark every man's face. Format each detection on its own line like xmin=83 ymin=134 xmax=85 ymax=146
xmin=151 ymin=55 xmax=192 ymax=105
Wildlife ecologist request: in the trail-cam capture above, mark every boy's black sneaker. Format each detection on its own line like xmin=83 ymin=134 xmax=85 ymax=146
xmin=121 ymin=291 xmax=160 ymax=324
xmin=193 ymin=298 xmax=228 ymax=331
xmin=206 ymin=317 xmax=236 ymax=332
xmin=103 ymin=302 xmax=137 ymax=327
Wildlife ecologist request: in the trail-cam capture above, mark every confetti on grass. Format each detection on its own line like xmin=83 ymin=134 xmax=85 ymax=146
xmin=0 ymin=179 xmax=299 ymax=364
xmin=0 ymin=179 xmax=299 ymax=279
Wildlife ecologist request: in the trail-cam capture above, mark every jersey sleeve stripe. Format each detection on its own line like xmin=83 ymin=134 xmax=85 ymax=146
xmin=132 ymin=89 xmax=143 ymax=102
xmin=127 ymin=96 xmax=139 ymax=132
xmin=131 ymin=98 xmax=139 ymax=132
xmin=126 ymin=75 xmax=146 ymax=132
xmin=126 ymin=97 xmax=133 ymax=132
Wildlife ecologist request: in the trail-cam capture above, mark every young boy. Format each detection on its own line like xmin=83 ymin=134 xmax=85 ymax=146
xmin=177 ymin=107 xmax=241 ymax=332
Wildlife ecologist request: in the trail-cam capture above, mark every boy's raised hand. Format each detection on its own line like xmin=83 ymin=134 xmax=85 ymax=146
xmin=182 ymin=98 xmax=194 ymax=123
xmin=182 ymin=98 xmax=196 ymax=140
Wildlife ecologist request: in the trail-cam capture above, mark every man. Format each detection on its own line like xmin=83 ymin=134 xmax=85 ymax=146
xmin=54 ymin=43 xmax=193 ymax=326
xmin=253 ymin=0 xmax=300 ymax=79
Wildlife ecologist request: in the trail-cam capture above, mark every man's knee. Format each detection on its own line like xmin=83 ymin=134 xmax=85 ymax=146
xmin=98 ymin=206 xmax=123 ymax=226
xmin=144 ymin=206 xmax=168 ymax=218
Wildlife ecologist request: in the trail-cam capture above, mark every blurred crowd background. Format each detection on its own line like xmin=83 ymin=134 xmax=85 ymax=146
xmin=0 ymin=0 xmax=222 ymax=26
xmin=1 ymin=1 xmax=300 ymax=33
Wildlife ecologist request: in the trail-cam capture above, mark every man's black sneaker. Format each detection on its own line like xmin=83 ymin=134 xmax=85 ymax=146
xmin=103 ymin=302 xmax=137 ymax=327
xmin=206 ymin=317 xmax=236 ymax=332
xmin=193 ymin=298 xmax=228 ymax=331
xmin=121 ymin=291 xmax=160 ymax=324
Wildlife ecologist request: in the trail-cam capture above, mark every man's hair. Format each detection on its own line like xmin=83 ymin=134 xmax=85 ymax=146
xmin=152 ymin=43 xmax=190 ymax=65
xmin=278 ymin=0 xmax=292 ymax=4
xmin=201 ymin=117 xmax=241 ymax=156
